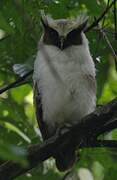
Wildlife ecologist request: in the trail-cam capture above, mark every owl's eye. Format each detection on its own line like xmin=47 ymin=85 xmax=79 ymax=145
xmin=66 ymin=28 xmax=82 ymax=45
xmin=48 ymin=28 xmax=58 ymax=38
xmin=67 ymin=28 xmax=80 ymax=40
xmin=43 ymin=26 xmax=60 ymax=47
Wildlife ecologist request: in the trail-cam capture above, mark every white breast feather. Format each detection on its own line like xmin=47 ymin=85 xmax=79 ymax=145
xmin=33 ymin=33 xmax=96 ymax=128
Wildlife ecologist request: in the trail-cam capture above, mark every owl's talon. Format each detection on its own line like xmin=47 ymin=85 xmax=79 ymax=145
xmin=56 ymin=123 xmax=72 ymax=137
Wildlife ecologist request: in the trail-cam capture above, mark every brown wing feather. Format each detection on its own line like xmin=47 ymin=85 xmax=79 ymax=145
xmin=33 ymin=82 xmax=49 ymax=140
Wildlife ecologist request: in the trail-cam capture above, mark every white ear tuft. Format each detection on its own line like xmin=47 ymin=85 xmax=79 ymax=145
xmin=40 ymin=10 xmax=54 ymax=28
xmin=40 ymin=10 xmax=48 ymax=27
xmin=76 ymin=14 xmax=88 ymax=24
xmin=76 ymin=14 xmax=88 ymax=31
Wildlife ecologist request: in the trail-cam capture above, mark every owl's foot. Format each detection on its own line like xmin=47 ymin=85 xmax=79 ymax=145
xmin=55 ymin=123 xmax=73 ymax=137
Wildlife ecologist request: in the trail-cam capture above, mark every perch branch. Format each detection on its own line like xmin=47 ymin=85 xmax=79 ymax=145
xmin=0 ymin=98 xmax=117 ymax=180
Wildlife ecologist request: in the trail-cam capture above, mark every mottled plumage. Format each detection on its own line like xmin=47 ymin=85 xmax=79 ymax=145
xmin=33 ymin=14 xmax=96 ymax=171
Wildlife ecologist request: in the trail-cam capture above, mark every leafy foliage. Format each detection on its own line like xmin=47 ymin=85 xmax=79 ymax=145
xmin=0 ymin=0 xmax=117 ymax=179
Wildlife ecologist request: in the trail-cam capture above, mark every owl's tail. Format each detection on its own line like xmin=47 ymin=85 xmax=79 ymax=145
xmin=54 ymin=146 xmax=76 ymax=171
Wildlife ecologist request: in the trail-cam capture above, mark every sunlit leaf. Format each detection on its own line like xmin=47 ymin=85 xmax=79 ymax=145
xmin=0 ymin=121 xmax=31 ymax=143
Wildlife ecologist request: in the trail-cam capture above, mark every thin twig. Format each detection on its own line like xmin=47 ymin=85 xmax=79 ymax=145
xmin=99 ymin=27 xmax=117 ymax=64
xmin=0 ymin=35 xmax=10 ymax=42
xmin=113 ymin=0 xmax=117 ymax=70
xmin=85 ymin=0 xmax=115 ymax=32
xmin=113 ymin=0 xmax=117 ymax=39
xmin=0 ymin=70 xmax=33 ymax=95
xmin=102 ymin=28 xmax=116 ymax=35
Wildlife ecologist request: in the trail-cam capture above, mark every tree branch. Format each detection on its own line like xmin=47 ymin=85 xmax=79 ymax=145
xmin=0 ymin=70 xmax=33 ymax=95
xmin=0 ymin=98 xmax=117 ymax=180
xmin=98 ymin=27 xmax=117 ymax=63
xmin=85 ymin=0 xmax=115 ymax=32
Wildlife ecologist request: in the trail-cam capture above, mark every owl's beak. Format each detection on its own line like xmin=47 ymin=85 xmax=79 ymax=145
xmin=60 ymin=36 xmax=65 ymax=50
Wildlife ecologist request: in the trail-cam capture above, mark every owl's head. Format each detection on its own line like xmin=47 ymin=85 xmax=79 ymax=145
xmin=41 ymin=13 xmax=88 ymax=50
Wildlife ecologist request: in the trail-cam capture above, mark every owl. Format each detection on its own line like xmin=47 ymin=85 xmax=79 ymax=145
xmin=33 ymin=13 xmax=96 ymax=171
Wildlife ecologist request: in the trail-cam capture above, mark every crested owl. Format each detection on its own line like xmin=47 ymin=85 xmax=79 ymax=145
xmin=33 ymin=14 xmax=96 ymax=171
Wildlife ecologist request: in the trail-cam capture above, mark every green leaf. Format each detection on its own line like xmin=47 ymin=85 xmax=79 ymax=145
xmin=0 ymin=12 xmax=14 ymax=34
xmin=0 ymin=120 xmax=31 ymax=143
xmin=0 ymin=141 xmax=28 ymax=166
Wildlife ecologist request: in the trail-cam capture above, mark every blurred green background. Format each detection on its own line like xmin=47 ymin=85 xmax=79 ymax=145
xmin=0 ymin=0 xmax=117 ymax=179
